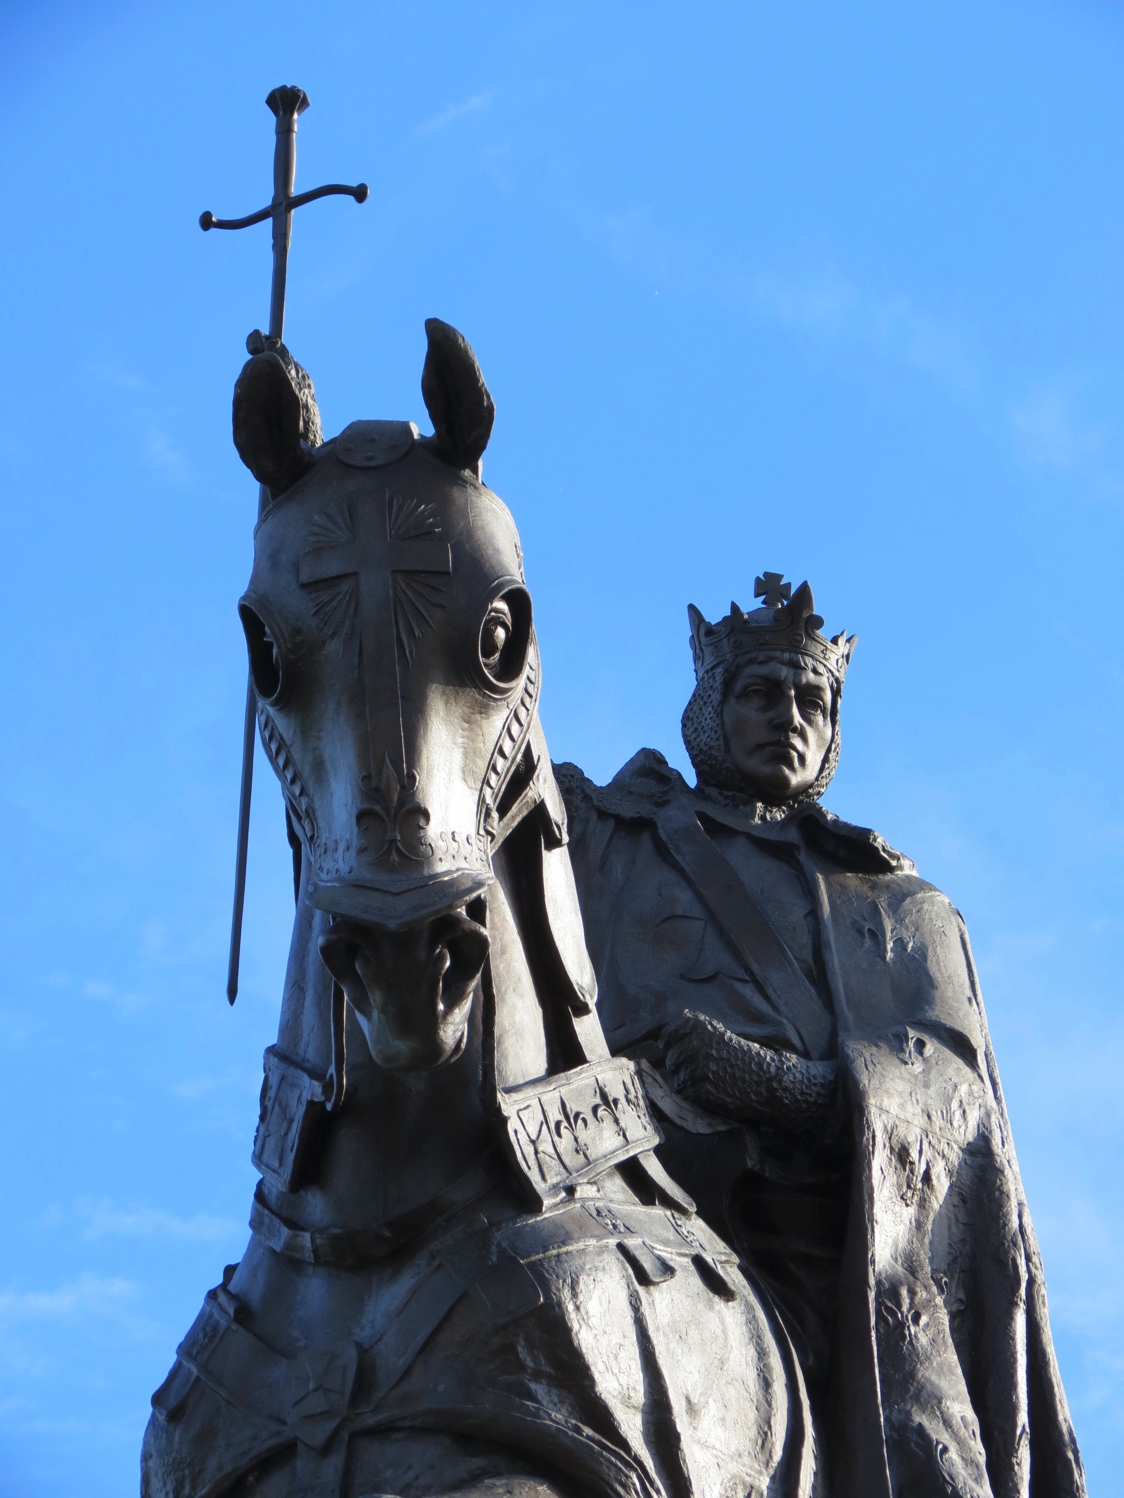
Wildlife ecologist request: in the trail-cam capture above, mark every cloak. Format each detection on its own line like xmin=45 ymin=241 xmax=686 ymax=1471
xmin=556 ymin=749 xmax=1085 ymax=1498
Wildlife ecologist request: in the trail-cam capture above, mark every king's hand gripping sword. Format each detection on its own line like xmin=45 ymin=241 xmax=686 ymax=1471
xmin=201 ymin=85 xmax=368 ymax=1004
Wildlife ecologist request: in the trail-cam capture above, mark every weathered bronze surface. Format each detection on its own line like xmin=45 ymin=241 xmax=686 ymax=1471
xmin=142 ymin=326 xmax=822 ymax=1498
xmin=557 ymin=584 xmax=1087 ymax=1497
xmin=154 ymin=96 xmax=1083 ymax=1488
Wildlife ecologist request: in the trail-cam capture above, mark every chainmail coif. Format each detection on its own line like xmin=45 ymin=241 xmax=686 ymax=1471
xmin=681 ymin=650 xmax=843 ymax=815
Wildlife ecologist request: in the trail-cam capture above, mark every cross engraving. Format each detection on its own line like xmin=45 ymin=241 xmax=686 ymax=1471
xmin=754 ymin=572 xmax=791 ymax=609
xmin=299 ymin=493 xmax=451 ymax=789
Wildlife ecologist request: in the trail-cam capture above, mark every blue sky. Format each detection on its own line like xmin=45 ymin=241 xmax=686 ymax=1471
xmin=1 ymin=2 xmax=1122 ymax=1493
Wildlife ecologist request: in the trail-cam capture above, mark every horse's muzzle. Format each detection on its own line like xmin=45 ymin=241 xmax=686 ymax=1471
xmin=319 ymin=909 xmax=489 ymax=1070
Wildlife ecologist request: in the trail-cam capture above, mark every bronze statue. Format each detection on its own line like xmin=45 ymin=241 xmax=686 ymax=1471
xmin=557 ymin=577 xmax=1087 ymax=1497
xmin=142 ymin=327 xmax=823 ymax=1498
xmin=150 ymin=95 xmax=1083 ymax=1490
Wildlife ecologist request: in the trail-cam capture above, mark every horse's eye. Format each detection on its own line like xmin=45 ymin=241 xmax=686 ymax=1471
xmin=240 ymin=599 xmax=284 ymax=701
xmin=478 ymin=587 xmax=532 ymax=686
xmin=480 ymin=605 xmax=512 ymax=670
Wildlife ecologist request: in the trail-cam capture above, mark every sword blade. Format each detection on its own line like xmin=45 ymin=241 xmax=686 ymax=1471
xmin=226 ymin=673 xmax=258 ymax=1004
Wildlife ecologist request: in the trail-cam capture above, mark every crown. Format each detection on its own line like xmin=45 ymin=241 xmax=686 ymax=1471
xmin=687 ymin=572 xmax=856 ymax=684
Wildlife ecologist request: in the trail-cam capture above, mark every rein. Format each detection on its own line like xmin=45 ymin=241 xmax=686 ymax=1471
xmin=250 ymin=1150 xmax=499 ymax=1268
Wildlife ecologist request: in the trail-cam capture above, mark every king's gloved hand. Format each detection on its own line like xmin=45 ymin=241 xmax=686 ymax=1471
xmin=662 ymin=1011 xmax=837 ymax=1136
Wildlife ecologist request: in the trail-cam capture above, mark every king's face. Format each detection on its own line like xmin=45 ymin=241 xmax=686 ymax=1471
xmin=721 ymin=659 xmax=834 ymax=800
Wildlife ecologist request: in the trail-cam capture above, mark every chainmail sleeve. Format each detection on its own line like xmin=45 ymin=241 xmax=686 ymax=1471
xmin=664 ymin=1012 xmax=838 ymax=1138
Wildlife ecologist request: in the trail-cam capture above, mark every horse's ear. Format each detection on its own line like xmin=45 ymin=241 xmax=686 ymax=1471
xmin=421 ymin=318 xmax=495 ymax=475
xmin=233 ymin=351 xmax=314 ymax=493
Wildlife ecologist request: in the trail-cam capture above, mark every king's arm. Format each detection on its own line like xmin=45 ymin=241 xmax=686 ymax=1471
xmin=554 ymin=753 xmax=840 ymax=1142
xmin=662 ymin=1010 xmax=838 ymax=1137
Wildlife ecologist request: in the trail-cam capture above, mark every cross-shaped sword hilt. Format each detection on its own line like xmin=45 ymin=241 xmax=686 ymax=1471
xmin=199 ymin=86 xmax=368 ymax=343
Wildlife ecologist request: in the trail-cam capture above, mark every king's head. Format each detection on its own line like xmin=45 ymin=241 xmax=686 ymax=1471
xmin=682 ymin=573 xmax=857 ymax=807
xmin=687 ymin=572 xmax=856 ymax=688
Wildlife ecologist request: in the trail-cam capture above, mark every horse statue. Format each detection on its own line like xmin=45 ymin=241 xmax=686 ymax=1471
xmin=142 ymin=321 xmax=816 ymax=1498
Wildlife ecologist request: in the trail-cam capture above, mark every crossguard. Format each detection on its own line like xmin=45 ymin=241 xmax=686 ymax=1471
xmin=200 ymin=181 xmax=368 ymax=232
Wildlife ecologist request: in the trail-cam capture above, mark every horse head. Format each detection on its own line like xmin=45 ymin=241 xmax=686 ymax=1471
xmin=235 ymin=320 xmax=543 ymax=1071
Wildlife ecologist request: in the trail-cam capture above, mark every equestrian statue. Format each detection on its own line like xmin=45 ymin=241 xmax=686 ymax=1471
xmin=143 ymin=86 xmax=1084 ymax=1498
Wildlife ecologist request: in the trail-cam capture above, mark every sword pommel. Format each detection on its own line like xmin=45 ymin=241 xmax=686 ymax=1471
xmin=266 ymin=86 xmax=310 ymax=126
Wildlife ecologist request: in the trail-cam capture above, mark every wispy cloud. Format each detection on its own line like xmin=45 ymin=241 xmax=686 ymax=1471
xmin=555 ymin=190 xmax=1121 ymax=502
xmin=747 ymin=270 xmax=982 ymax=399
xmin=0 ymin=1273 xmax=140 ymax=1323
xmin=414 ymin=91 xmax=494 ymax=138
xmin=1007 ymin=379 xmax=1105 ymax=475
xmin=74 ymin=1198 xmax=241 ymax=1243
xmin=87 ymin=361 xmax=147 ymax=393
xmin=86 ymin=359 xmax=191 ymax=486
xmin=170 ymin=1068 xmax=240 ymax=1101
xmin=143 ymin=423 xmax=189 ymax=485
xmin=0 ymin=1273 xmax=159 ymax=1372
xmin=568 ymin=199 xmax=983 ymax=399
xmin=0 ymin=1406 xmax=146 ymax=1440
xmin=81 ymin=977 xmax=151 ymax=1015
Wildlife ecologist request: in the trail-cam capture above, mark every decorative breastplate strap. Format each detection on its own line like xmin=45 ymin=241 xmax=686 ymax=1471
xmin=655 ymin=799 xmax=833 ymax=1058
xmin=496 ymin=1057 xmax=661 ymax=1209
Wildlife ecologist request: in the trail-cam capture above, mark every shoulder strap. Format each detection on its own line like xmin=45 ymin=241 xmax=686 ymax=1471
xmin=654 ymin=800 xmax=834 ymax=1059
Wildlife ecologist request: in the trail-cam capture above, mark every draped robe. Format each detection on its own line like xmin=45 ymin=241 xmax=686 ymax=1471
xmin=556 ymin=750 xmax=1085 ymax=1498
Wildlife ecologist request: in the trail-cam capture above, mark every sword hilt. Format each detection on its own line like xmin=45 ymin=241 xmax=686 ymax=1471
xmin=197 ymin=87 xmax=368 ymax=339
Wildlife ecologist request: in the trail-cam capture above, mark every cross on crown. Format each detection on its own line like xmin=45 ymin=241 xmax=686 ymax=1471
xmin=754 ymin=572 xmax=791 ymax=609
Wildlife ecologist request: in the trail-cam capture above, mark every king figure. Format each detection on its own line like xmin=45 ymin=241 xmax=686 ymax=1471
xmin=556 ymin=575 xmax=1085 ymax=1498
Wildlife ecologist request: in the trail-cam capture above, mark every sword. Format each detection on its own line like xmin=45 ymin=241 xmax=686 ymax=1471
xmin=201 ymin=85 xmax=368 ymax=1004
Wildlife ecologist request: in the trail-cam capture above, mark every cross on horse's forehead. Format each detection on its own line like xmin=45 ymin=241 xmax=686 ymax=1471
xmin=299 ymin=490 xmax=451 ymax=783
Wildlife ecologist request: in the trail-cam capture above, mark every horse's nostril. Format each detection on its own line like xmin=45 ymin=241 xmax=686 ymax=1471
xmin=435 ymin=917 xmax=490 ymax=991
xmin=447 ymin=932 xmax=489 ymax=982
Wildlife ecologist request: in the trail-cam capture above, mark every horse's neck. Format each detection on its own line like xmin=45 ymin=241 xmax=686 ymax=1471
xmin=266 ymin=849 xmax=559 ymax=1231
xmin=485 ymin=842 xmax=551 ymax=1087
xmin=269 ymin=890 xmax=493 ymax=1231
